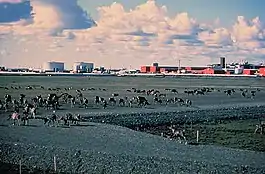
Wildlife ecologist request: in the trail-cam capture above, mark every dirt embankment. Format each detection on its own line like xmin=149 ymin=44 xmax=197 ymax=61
xmin=84 ymin=105 xmax=265 ymax=128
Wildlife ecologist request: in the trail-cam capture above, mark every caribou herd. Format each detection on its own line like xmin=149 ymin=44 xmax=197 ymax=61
xmin=0 ymin=85 xmax=264 ymax=138
xmin=0 ymin=86 xmax=200 ymax=113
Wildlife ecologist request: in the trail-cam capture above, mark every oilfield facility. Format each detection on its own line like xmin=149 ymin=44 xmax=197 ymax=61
xmin=140 ymin=57 xmax=265 ymax=76
xmin=1 ymin=57 xmax=265 ymax=77
xmin=0 ymin=62 xmax=95 ymax=73
xmin=42 ymin=61 xmax=94 ymax=73
xmin=0 ymin=61 xmax=110 ymax=76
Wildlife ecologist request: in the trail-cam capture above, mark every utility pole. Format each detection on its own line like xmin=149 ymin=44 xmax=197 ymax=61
xmin=178 ymin=59 xmax=181 ymax=74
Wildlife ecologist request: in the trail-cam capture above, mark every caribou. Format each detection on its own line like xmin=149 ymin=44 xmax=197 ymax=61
xmin=168 ymin=125 xmax=187 ymax=144
xmin=254 ymin=121 xmax=265 ymax=135
xmin=136 ymin=96 xmax=150 ymax=107
xmin=153 ymin=97 xmax=163 ymax=104
xmin=118 ymin=98 xmax=126 ymax=106
xmin=4 ymin=94 xmax=12 ymax=104
xmin=10 ymin=111 xmax=20 ymax=126
xmin=184 ymin=90 xmax=195 ymax=95
xmin=108 ymin=97 xmax=116 ymax=106
xmin=43 ymin=112 xmax=58 ymax=126
xmin=95 ymin=96 xmax=105 ymax=105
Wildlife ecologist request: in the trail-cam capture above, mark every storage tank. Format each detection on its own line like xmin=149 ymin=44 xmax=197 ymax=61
xmin=234 ymin=65 xmax=244 ymax=74
xmin=73 ymin=62 xmax=94 ymax=73
xmin=42 ymin=62 xmax=64 ymax=72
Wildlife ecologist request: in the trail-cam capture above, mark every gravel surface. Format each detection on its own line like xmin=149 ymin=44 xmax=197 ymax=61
xmin=1 ymin=141 xmax=265 ymax=174
xmin=1 ymin=105 xmax=265 ymax=173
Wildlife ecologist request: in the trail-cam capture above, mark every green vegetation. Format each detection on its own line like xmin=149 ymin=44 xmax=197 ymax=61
xmin=196 ymin=119 xmax=265 ymax=152
xmin=145 ymin=119 xmax=265 ymax=152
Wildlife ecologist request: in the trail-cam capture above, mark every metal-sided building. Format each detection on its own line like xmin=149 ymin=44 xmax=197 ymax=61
xmin=42 ymin=62 xmax=64 ymax=72
xmin=259 ymin=68 xmax=265 ymax=76
xmin=73 ymin=62 xmax=94 ymax=73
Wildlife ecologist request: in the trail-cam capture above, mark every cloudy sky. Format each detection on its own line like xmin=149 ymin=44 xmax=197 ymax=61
xmin=0 ymin=0 xmax=265 ymax=69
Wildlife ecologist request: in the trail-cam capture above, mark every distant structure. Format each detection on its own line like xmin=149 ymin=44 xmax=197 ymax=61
xmin=152 ymin=62 xmax=159 ymax=67
xmin=72 ymin=62 xmax=94 ymax=73
xmin=42 ymin=61 xmax=64 ymax=72
xmin=140 ymin=62 xmax=207 ymax=74
xmin=220 ymin=57 xmax=226 ymax=68
xmin=0 ymin=66 xmax=5 ymax=71
xmin=140 ymin=56 xmax=265 ymax=76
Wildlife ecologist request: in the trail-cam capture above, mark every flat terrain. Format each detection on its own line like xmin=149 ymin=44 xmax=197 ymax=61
xmin=0 ymin=76 xmax=265 ymax=173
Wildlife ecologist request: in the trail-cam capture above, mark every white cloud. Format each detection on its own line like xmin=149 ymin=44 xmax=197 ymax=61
xmin=233 ymin=16 xmax=263 ymax=42
xmin=232 ymin=16 xmax=265 ymax=49
xmin=198 ymin=28 xmax=232 ymax=46
xmin=0 ymin=0 xmax=95 ymax=36
xmin=0 ymin=0 xmax=23 ymax=3
xmin=0 ymin=0 xmax=265 ymax=69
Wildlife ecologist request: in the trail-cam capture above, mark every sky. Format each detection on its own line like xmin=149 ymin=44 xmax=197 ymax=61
xmin=79 ymin=0 xmax=265 ymax=27
xmin=0 ymin=0 xmax=265 ymax=69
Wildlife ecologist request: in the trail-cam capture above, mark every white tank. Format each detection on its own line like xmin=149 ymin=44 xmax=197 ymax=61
xmin=73 ymin=62 xmax=94 ymax=73
xmin=234 ymin=67 xmax=243 ymax=74
xmin=42 ymin=62 xmax=64 ymax=72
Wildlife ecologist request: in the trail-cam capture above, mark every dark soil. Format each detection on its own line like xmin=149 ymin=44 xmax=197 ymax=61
xmin=0 ymin=162 xmax=60 ymax=174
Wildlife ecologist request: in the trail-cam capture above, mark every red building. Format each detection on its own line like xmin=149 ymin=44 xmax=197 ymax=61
xmin=185 ymin=67 xmax=192 ymax=71
xmin=140 ymin=66 xmax=150 ymax=73
xmin=189 ymin=67 xmax=208 ymax=74
xmin=150 ymin=66 xmax=158 ymax=73
xmin=140 ymin=63 xmax=160 ymax=73
xmin=259 ymin=68 xmax=265 ymax=76
xmin=202 ymin=68 xmax=214 ymax=74
xmin=202 ymin=68 xmax=227 ymax=74
xmin=159 ymin=68 xmax=167 ymax=73
xmin=140 ymin=65 xmax=159 ymax=73
xmin=159 ymin=67 xmax=178 ymax=73
xmin=140 ymin=63 xmax=225 ymax=74
xmin=243 ymin=69 xmax=257 ymax=75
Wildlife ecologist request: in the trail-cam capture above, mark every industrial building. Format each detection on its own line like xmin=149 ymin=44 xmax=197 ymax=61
xmin=72 ymin=62 xmax=94 ymax=73
xmin=141 ymin=62 xmax=179 ymax=73
xmin=259 ymin=68 xmax=265 ymax=76
xmin=42 ymin=62 xmax=64 ymax=72
xmin=140 ymin=62 xmax=208 ymax=74
xmin=140 ymin=57 xmax=265 ymax=75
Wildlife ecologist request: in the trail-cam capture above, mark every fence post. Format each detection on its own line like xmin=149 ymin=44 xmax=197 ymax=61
xmin=196 ymin=130 xmax=199 ymax=143
xmin=19 ymin=160 xmax=22 ymax=174
xmin=54 ymin=155 xmax=57 ymax=172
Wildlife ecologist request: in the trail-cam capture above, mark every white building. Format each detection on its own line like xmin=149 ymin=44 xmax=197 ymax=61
xmin=42 ymin=62 xmax=64 ymax=72
xmin=73 ymin=62 xmax=94 ymax=73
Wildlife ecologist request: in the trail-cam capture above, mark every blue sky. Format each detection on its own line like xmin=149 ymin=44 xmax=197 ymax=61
xmin=79 ymin=0 xmax=265 ymax=27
